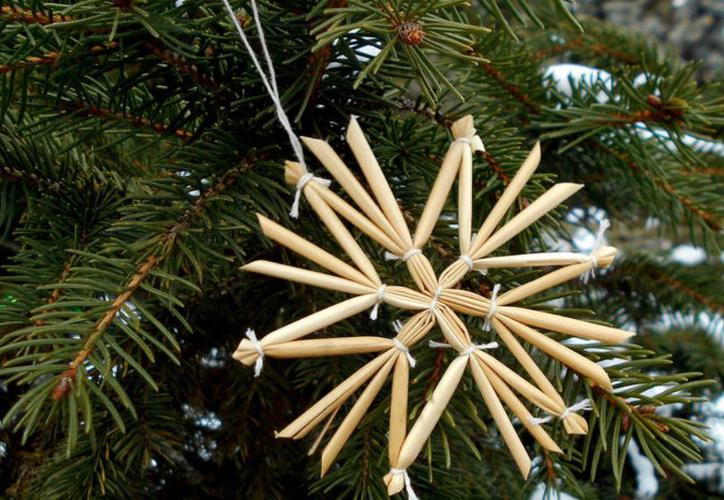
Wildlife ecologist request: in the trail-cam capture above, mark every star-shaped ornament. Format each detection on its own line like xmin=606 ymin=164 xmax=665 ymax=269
xmin=234 ymin=115 xmax=633 ymax=496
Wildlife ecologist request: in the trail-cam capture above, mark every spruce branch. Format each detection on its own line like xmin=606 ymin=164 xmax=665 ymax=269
xmin=1 ymin=148 xmax=262 ymax=452
xmin=312 ymin=0 xmax=489 ymax=103
xmin=535 ymin=36 xmax=639 ymax=65
xmin=52 ymin=253 xmax=159 ymax=401
xmin=0 ymin=51 xmax=60 ymax=74
xmin=50 ymin=153 xmax=257 ymax=400
xmin=478 ymin=60 xmax=541 ymax=115
xmin=56 ymin=102 xmax=195 ymax=141
xmin=0 ymin=4 xmax=71 ymax=25
xmin=589 ymin=139 xmax=722 ymax=233
xmin=478 ymin=0 xmax=582 ymax=42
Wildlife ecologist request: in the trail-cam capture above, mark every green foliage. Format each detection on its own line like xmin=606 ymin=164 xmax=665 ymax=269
xmin=0 ymin=0 xmax=721 ymax=498
xmin=312 ymin=0 xmax=490 ymax=103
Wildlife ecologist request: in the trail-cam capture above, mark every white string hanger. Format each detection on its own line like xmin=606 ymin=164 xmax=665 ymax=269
xmin=220 ymin=0 xmax=329 ymax=218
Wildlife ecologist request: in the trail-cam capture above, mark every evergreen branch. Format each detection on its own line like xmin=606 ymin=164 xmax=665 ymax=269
xmin=683 ymin=166 xmax=724 ymax=176
xmin=480 ymin=149 xmax=511 ymax=185
xmin=535 ymin=37 xmax=639 ymax=65
xmin=0 ymin=5 xmax=71 ymax=25
xmin=590 ymin=104 xmax=685 ymax=128
xmin=649 ymin=268 xmax=724 ymax=315
xmin=144 ymin=41 xmax=216 ymax=89
xmin=53 ymin=253 xmax=159 ymax=400
xmin=33 ymin=253 xmax=76 ymax=327
xmin=51 ymin=153 xmax=257 ymax=400
xmin=0 ymin=52 xmax=60 ymax=74
xmin=590 ymin=140 xmax=721 ymax=231
xmin=478 ymin=59 xmax=541 ymax=114
xmin=0 ymin=42 xmax=119 ymax=76
xmin=312 ymin=0 xmax=488 ymax=104
xmin=479 ymin=0 xmax=581 ymax=40
xmin=56 ymin=102 xmax=194 ymax=140
xmin=550 ymin=341 xmax=715 ymax=489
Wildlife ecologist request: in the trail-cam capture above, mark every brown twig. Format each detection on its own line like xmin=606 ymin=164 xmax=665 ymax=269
xmin=480 ymin=150 xmax=510 ymax=185
xmin=144 ymin=42 xmax=216 ymax=89
xmin=477 ymin=60 xmax=541 ymax=115
xmin=0 ymin=42 xmax=117 ymax=75
xmin=536 ymin=37 xmax=638 ymax=65
xmin=0 ymin=5 xmax=71 ymax=25
xmin=424 ymin=349 xmax=446 ymax=397
xmin=653 ymin=272 xmax=724 ymax=315
xmin=0 ymin=52 xmax=60 ymax=74
xmin=58 ymin=101 xmax=194 ymax=140
xmin=52 ymin=156 xmax=258 ymax=399
xmin=677 ymin=166 xmax=724 ymax=176
xmin=594 ymin=108 xmax=684 ymax=128
xmin=33 ymin=255 xmax=75 ymax=327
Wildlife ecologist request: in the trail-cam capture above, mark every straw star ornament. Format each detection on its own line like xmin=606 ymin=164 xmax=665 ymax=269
xmin=233 ymin=115 xmax=634 ymax=496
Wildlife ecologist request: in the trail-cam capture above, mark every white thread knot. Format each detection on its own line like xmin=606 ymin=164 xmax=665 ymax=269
xmin=561 ymin=399 xmax=593 ymax=419
xmin=581 ymin=218 xmax=610 ymax=283
xmin=454 ymin=135 xmax=485 ymax=152
xmin=428 ymin=340 xmax=498 ymax=357
xmin=459 ymin=254 xmax=487 ymax=275
xmin=245 ymin=328 xmax=264 ymax=377
xmin=465 ymin=235 xmax=488 ymax=275
xmin=461 ymin=342 xmax=499 ymax=357
xmin=392 ymin=337 xmax=416 ymax=368
xmin=289 ymin=172 xmax=332 ymax=219
xmin=529 ymin=399 xmax=593 ymax=425
xmin=370 ymin=284 xmax=387 ymax=320
xmin=389 ymin=468 xmax=419 ymax=500
xmin=459 ymin=254 xmax=474 ymax=270
xmin=385 ymin=248 xmax=422 ymax=262
xmin=483 ymin=283 xmax=501 ymax=331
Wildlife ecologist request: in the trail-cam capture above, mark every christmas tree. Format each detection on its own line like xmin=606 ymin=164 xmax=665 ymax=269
xmin=0 ymin=0 xmax=721 ymax=498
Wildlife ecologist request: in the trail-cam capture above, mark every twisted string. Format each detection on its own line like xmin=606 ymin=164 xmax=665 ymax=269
xmin=220 ymin=0 xmax=329 ymax=218
xmin=428 ymin=286 xmax=443 ymax=312
xmin=290 ymin=172 xmax=331 ymax=218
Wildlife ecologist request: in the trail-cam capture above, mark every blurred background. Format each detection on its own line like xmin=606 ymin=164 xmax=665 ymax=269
xmin=577 ymin=0 xmax=722 ymax=81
